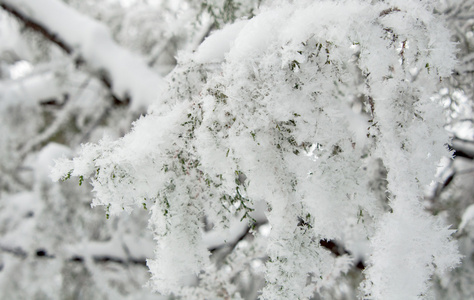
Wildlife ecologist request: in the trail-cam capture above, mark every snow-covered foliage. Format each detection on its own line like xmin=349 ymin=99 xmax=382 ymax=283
xmin=0 ymin=0 xmax=182 ymax=298
xmin=51 ymin=0 xmax=462 ymax=298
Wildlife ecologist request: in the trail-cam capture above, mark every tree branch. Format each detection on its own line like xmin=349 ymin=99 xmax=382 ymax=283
xmin=0 ymin=1 xmax=125 ymax=104
xmin=0 ymin=245 xmax=147 ymax=266
xmin=0 ymin=0 xmax=164 ymax=110
xmin=0 ymin=2 xmax=71 ymax=54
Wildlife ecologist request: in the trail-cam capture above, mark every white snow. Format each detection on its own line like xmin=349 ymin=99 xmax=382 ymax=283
xmin=459 ymin=204 xmax=474 ymax=233
xmin=35 ymin=143 xmax=72 ymax=184
xmin=0 ymin=72 xmax=60 ymax=109
xmin=9 ymin=60 xmax=33 ymax=79
xmin=194 ymin=19 xmax=248 ymax=64
xmin=227 ymin=9 xmax=288 ymax=62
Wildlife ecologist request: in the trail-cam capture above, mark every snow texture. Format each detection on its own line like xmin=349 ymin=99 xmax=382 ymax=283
xmin=54 ymin=0 xmax=461 ymax=298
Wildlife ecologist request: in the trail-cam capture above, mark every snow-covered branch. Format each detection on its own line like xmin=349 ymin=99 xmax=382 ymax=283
xmin=0 ymin=238 xmax=150 ymax=266
xmin=0 ymin=0 xmax=165 ymax=111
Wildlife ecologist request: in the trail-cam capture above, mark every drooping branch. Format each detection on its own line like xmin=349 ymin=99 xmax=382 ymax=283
xmin=0 ymin=0 xmax=165 ymax=111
